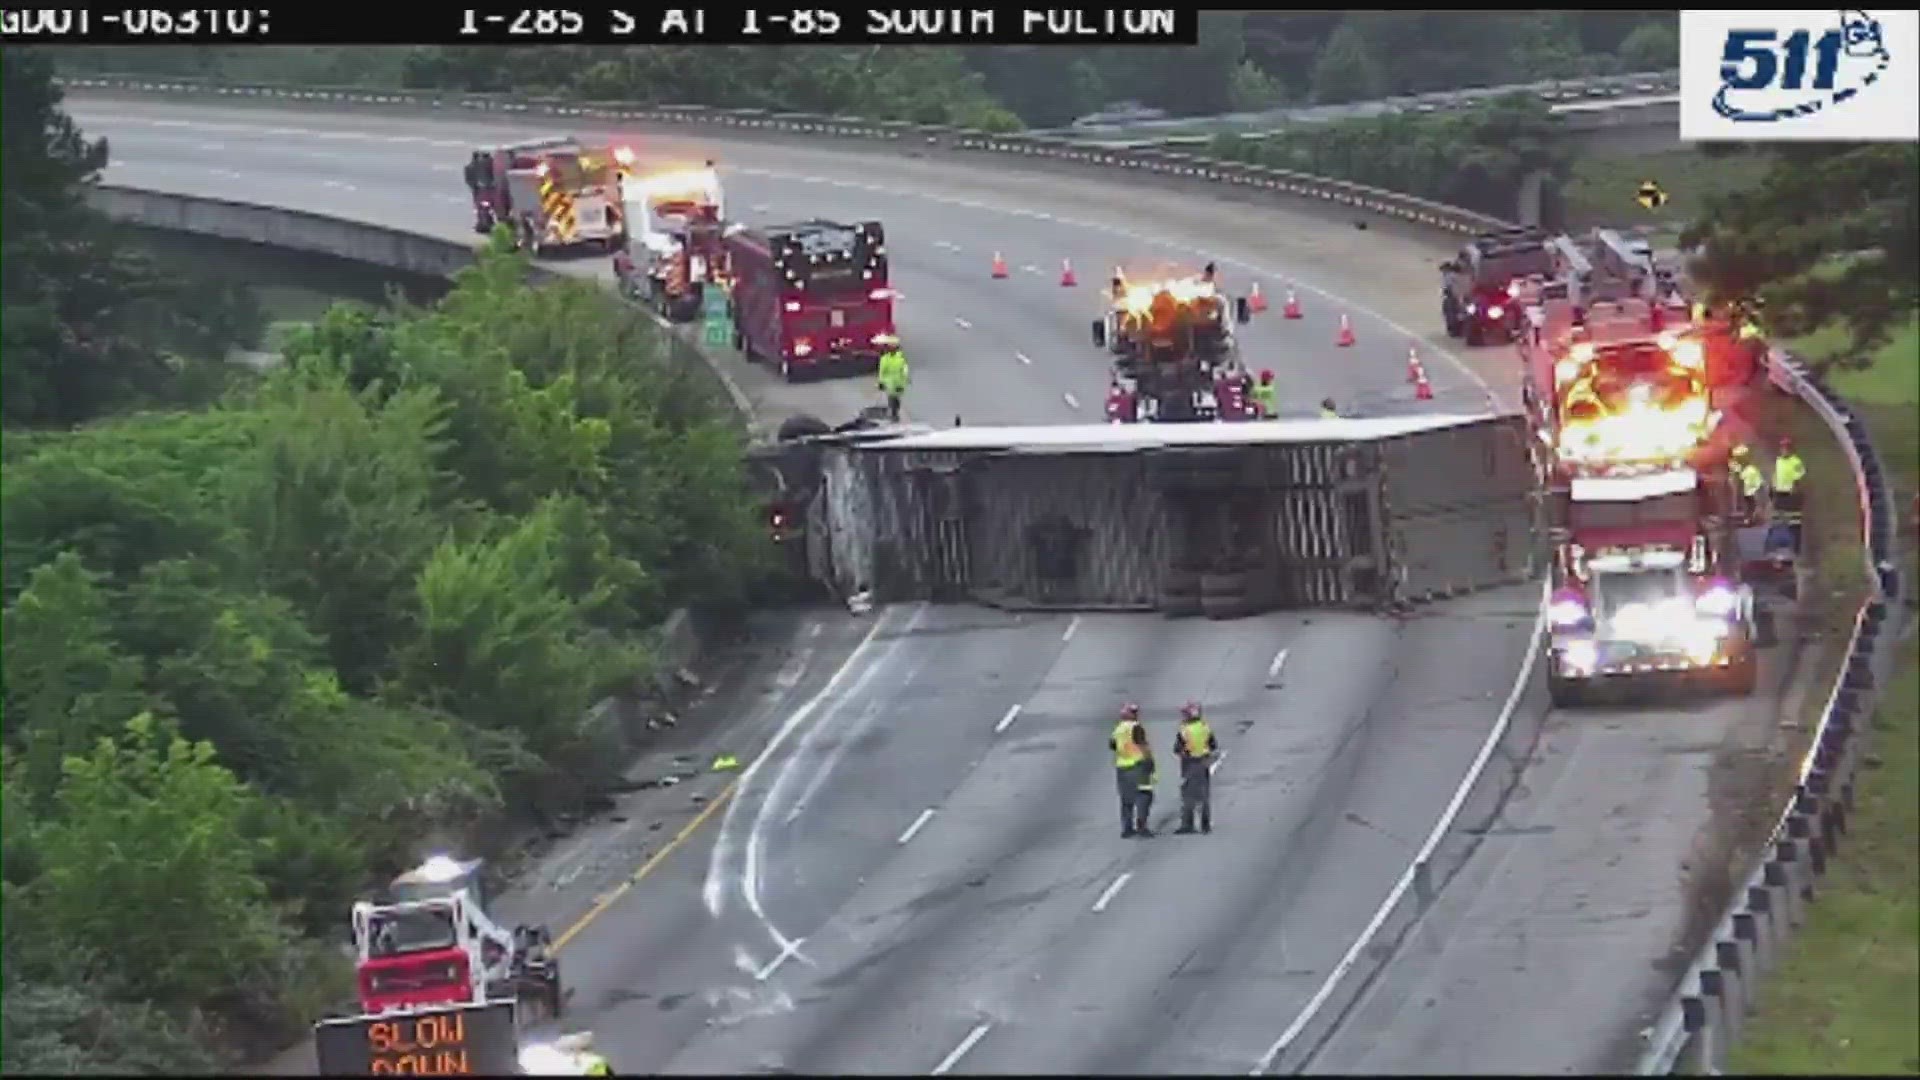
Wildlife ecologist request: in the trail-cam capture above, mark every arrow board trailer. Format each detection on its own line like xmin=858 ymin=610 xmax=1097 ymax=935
xmin=314 ymin=999 xmax=519 ymax=1076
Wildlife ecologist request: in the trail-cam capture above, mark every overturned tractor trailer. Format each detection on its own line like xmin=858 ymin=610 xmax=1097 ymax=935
xmin=749 ymin=412 xmax=1539 ymax=616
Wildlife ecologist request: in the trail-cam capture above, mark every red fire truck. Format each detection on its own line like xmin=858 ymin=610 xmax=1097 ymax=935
xmin=726 ymin=219 xmax=897 ymax=382
xmin=1517 ymin=282 xmax=1720 ymax=494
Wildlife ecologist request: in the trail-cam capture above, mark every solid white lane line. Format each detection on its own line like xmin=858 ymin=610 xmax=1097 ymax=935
xmin=1015 ymin=351 xmax=1033 ymax=365
xmin=1062 ymin=615 xmax=1081 ymax=642
xmin=1091 ymin=872 xmax=1134 ymax=913
xmin=954 ymin=316 xmax=973 ymax=329
xmin=897 ymin=808 xmax=937 ymax=845
xmin=933 ymin=1024 xmax=993 ymax=1075
xmin=934 ymin=240 xmax=960 ymax=251
xmin=1266 ymin=648 xmax=1290 ymax=684
xmin=1022 ymin=263 xmax=1042 ymax=274
xmin=995 ymin=704 xmax=1023 ymax=734
xmin=1063 ymin=392 xmax=1080 ymax=410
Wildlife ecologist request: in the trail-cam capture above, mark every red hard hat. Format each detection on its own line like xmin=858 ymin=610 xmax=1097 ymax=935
xmin=1778 ymin=435 xmax=1793 ymax=451
xmin=1180 ymin=701 xmax=1201 ymax=720
xmin=1120 ymin=703 xmax=1141 ymax=720
xmin=1260 ymin=369 xmax=1274 ymax=383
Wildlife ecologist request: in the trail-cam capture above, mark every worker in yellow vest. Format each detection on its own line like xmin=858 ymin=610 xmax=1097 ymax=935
xmin=1771 ymin=436 xmax=1806 ymax=516
xmin=1319 ymin=397 xmax=1339 ymax=420
xmin=1250 ymin=369 xmax=1278 ymax=419
xmin=1110 ymin=703 xmax=1155 ymax=838
xmin=1172 ymin=702 xmax=1219 ymax=834
xmin=1730 ymin=444 xmax=1765 ymax=522
xmin=877 ymin=347 xmax=910 ymax=422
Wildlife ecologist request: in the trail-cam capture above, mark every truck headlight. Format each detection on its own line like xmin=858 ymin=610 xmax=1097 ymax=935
xmin=1559 ymin=638 xmax=1599 ymax=675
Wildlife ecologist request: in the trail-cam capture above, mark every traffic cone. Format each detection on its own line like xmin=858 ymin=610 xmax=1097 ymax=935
xmin=1282 ymin=289 xmax=1303 ymax=319
xmin=1060 ymin=258 xmax=1078 ymax=287
xmin=1248 ymin=283 xmax=1268 ymax=314
xmin=1415 ymin=369 xmax=1434 ymax=401
xmin=1406 ymin=346 xmax=1422 ymax=383
xmin=991 ymin=252 xmax=1008 ymax=279
xmin=1336 ymin=314 xmax=1356 ymax=348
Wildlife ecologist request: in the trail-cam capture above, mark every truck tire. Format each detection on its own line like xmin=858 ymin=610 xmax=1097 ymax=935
xmin=1726 ymin=653 xmax=1759 ymax=697
xmin=1200 ymin=569 xmax=1253 ymax=596
xmin=1200 ymin=589 xmax=1256 ymax=620
xmin=778 ymin=413 xmax=832 ymax=442
xmin=1465 ymin=321 xmax=1484 ymax=347
xmin=1547 ymin=672 xmax=1584 ymax=709
xmin=1160 ymin=567 xmax=1201 ymax=597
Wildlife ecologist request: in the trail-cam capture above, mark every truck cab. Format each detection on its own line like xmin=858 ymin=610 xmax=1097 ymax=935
xmin=1441 ymin=227 xmax=1552 ymax=346
xmin=618 ymin=162 xmax=728 ymax=321
xmin=1544 ymin=470 xmax=1764 ymax=707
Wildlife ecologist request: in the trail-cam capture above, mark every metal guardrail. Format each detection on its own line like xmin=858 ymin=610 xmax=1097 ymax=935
xmin=77 ymin=78 xmax=1904 ymax=1074
xmin=1633 ymin=348 xmax=1905 ymax=1074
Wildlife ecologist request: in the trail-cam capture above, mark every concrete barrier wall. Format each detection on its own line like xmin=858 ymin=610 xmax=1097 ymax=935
xmin=82 ymin=78 xmax=1906 ymax=1068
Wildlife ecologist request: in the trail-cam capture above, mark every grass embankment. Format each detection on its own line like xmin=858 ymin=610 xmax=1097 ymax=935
xmin=1561 ymin=147 xmax=1769 ymax=240
xmin=1730 ymin=315 xmax=1919 ymax=1075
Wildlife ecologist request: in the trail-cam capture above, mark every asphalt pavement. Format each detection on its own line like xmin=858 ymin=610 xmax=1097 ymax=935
xmin=66 ymin=93 xmax=1803 ymax=1077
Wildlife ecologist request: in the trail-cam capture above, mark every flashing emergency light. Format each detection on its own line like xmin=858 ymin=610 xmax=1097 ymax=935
xmin=1570 ymin=342 xmax=1595 ymax=363
xmin=613 ymin=146 xmax=635 ymax=166
xmin=1555 ymin=358 xmax=1582 ymax=385
xmin=871 ymin=332 xmax=899 ymax=346
xmin=1506 ymin=280 xmax=1522 ymax=297
xmin=1548 ymin=591 xmax=1591 ymax=628
xmin=413 ymin=855 xmax=465 ymax=884
xmin=793 ymin=340 xmax=813 ymax=357
xmin=1671 ymin=338 xmax=1704 ymax=369
xmin=1559 ymin=637 xmax=1600 ymax=675
xmin=868 ymin=288 xmax=892 ymax=302
xmin=783 ymin=300 xmax=802 ymax=313
xmin=518 ymin=1044 xmax=576 ymax=1075
xmin=1485 ymin=304 xmax=1506 ymax=321
xmin=1695 ymin=581 xmax=1739 ymax=618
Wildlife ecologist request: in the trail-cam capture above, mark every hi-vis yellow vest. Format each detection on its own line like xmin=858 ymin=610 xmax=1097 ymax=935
xmin=1181 ymin=719 xmax=1213 ymax=758
xmin=1774 ymin=453 xmax=1806 ymax=494
xmin=1112 ymin=721 xmax=1144 ymax=768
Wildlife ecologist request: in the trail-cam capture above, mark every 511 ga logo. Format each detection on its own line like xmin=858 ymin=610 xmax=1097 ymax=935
xmin=1713 ymin=9 xmax=1893 ymax=122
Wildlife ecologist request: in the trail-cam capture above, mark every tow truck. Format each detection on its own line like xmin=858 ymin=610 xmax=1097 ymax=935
xmin=465 ymin=138 xmax=631 ymax=257
xmin=1092 ymin=267 xmax=1251 ymax=422
xmin=1440 ymin=226 xmax=1554 ymax=346
xmin=615 ymin=161 xmax=729 ymax=323
xmin=350 ymin=855 xmax=562 ymax=1020
xmin=1544 ymin=468 xmax=1766 ymax=707
xmin=1518 ymin=281 xmax=1719 ymax=494
xmin=726 ymin=219 xmax=896 ymax=381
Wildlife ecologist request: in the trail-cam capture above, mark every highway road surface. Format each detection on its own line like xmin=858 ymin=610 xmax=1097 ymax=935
xmin=67 ymin=93 xmax=1808 ymax=1075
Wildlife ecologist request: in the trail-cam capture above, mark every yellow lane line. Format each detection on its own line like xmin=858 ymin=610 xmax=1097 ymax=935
xmin=550 ymin=778 xmax=740 ymax=953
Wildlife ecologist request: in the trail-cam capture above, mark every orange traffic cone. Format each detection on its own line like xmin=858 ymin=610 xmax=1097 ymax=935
xmin=1282 ymin=289 xmax=1303 ymax=320
xmin=1336 ymin=314 xmax=1356 ymax=348
xmin=1248 ymin=283 xmax=1268 ymax=314
xmin=991 ymin=252 xmax=1009 ymax=279
xmin=1060 ymin=258 xmax=1078 ymax=287
xmin=1415 ymin=369 xmax=1434 ymax=401
xmin=1406 ymin=346 xmax=1422 ymax=383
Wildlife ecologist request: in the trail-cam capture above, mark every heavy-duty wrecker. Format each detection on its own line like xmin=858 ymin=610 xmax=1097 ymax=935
xmin=1093 ymin=267 xmax=1250 ymax=422
xmin=614 ymin=162 xmax=730 ymax=322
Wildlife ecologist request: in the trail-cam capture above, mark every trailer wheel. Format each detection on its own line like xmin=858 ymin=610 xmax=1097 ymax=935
xmin=778 ymin=413 xmax=832 ymax=442
xmin=1200 ymin=589 xmax=1256 ymax=620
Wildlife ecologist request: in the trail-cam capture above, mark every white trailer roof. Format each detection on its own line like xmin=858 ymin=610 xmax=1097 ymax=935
xmin=864 ymin=414 xmax=1498 ymax=453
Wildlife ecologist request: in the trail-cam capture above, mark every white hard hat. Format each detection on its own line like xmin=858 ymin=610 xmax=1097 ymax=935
xmin=554 ymin=1032 xmax=595 ymax=1053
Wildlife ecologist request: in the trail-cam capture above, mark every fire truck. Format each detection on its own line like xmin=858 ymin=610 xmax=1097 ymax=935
xmin=465 ymin=138 xmax=631 ymax=257
xmin=1440 ymin=226 xmax=1555 ymax=346
xmin=350 ymin=855 xmax=563 ymax=1021
xmin=1544 ymin=468 xmax=1766 ymax=707
xmin=726 ymin=219 xmax=896 ymax=382
xmin=1092 ymin=267 xmax=1251 ymax=422
xmin=1517 ymin=275 xmax=1720 ymax=494
xmin=615 ymin=162 xmax=730 ymax=323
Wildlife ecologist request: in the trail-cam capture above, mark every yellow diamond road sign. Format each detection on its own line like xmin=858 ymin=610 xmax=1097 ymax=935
xmin=1636 ymin=181 xmax=1668 ymax=211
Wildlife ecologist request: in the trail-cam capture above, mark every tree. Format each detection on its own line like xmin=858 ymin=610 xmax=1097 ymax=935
xmin=1228 ymin=59 xmax=1286 ymax=112
xmin=1618 ymin=21 xmax=1680 ymax=70
xmin=1310 ymin=24 xmax=1385 ymax=104
xmin=1684 ymin=145 xmax=1920 ymax=362
xmin=32 ymin=714 xmax=285 ymax=1008
xmin=2 ymin=49 xmax=262 ymax=426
